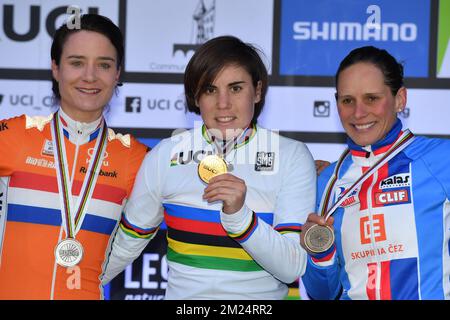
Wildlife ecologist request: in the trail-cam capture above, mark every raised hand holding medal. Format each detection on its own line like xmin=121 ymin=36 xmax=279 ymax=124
xmin=302 ymin=130 xmax=415 ymax=254
xmin=198 ymin=154 xmax=228 ymax=184
xmin=198 ymin=126 xmax=250 ymax=184
xmin=200 ymin=126 xmax=251 ymax=214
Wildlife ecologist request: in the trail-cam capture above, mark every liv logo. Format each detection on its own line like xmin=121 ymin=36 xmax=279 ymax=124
xmin=437 ymin=0 xmax=450 ymax=78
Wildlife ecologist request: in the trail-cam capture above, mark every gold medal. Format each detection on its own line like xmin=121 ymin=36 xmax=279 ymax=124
xmin=198 ymin=154 xmax=228 ymax=184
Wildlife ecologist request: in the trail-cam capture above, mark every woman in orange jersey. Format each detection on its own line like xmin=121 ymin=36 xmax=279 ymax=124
xmin=0 ymin=14 xmax=148 ymax=299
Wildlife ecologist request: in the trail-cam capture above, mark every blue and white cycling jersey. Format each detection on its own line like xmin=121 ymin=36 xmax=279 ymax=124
xmin=302 ymin=119 xmax=450 ymax=300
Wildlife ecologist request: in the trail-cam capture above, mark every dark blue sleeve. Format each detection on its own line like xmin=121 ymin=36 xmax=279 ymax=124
xmin=301 ymin=163 xmax=342 ymax=300
xmin=302 ymin=254 xmax=342 ymax=300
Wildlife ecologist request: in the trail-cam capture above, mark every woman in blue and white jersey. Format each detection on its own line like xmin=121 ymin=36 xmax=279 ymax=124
xmin=301 ymin=46 xmax=450 ymax=300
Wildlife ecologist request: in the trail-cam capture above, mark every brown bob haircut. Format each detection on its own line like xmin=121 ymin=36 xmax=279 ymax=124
xmin=184 ymin=35 xmax=268 ymax=124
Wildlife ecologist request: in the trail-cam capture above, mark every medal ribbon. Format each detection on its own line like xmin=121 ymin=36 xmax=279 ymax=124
xmin=203 ymin=124 xmax=253 ymax=161
xmin=319 ymin=130 xmax=415 ymax=221
xmin=51 ymin=112 xmax=108 ymax=238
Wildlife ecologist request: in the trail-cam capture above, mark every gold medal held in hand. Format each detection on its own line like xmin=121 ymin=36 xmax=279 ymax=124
xmin=198 ymin=154 xmax=228 ymax=184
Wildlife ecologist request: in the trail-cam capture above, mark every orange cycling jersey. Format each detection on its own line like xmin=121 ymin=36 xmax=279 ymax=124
xmin=0 ymin=112 xmax=148 ymax=299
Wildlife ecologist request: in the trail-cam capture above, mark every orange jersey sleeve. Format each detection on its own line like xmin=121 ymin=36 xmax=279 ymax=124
xmin=0 ymin=115 xmax=26 ymax=177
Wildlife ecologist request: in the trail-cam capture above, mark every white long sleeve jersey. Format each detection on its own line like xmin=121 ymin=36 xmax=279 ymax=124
xmin=103 ymin=125 xmax=316 ymax=299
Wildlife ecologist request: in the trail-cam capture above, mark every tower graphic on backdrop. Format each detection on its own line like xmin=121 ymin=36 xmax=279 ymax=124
xmin=173 ymin=0 xmax=216 ymax=56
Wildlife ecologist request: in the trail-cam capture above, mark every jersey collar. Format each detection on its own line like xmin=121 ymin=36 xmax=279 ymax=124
xmin=201 ymin=123 xmax=256 ymax=150
xmin=58 ymin=107 xmax=102 ymax=145
xmin=348 ymin=118 xmax=403 ymax=157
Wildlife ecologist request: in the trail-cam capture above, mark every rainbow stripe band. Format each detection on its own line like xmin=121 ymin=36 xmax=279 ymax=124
xmin=74 ymin=126 xmax=107 ymax=227
xmin=274 ymin=223 xmax=302 ymax=234
xmin=167 ymin=247 xmax=263 ymax=272
xmin=53 ymin=116 xmax=74 ymax=236
xmin=51 ymin=113 xmax=109 ymax=240
xmin=119 ymin=214 xmax=159 ymax=239
xmin=227 ymin=211 xmax=258 ymax=243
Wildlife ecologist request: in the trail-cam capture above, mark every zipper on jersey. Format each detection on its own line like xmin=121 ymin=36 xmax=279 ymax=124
xmin=366 ymin=169 xmax=382 ymax=300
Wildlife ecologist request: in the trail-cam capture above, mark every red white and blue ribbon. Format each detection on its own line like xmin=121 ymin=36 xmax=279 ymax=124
xmin=319 ymin=130 xmax=415 ymax=221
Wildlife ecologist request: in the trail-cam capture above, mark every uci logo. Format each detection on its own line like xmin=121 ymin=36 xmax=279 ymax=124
xmin=1 ymin=4 xmax=98 ymax=41
xmin=170 ymin=150 xmax=213 ymax=166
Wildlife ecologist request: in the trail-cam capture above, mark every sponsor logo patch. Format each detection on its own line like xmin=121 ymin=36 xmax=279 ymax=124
xmin=375 ymin=189 xmax=409 ymax=205
xmin=337 ymin=187 xmax=360 ymax=207
xmin=79 ymin=167 xmax=118 ymax=178
xmin=379 ymin=173 xmax=410 ymax=189
xmin=170 ymin=150 xmax=213 ymax=166
xmin=360 ymin=214 xmax=386 ymax=244
xmin=25 ymin=156 xmax=55 ymax=169
xmin=41 ymin=139 xmax=54 ymax=157
xmin=255 ymin=152 xmax=275 ymax=171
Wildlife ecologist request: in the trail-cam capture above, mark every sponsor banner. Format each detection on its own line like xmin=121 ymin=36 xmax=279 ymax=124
xmin=106 ymin=83 xmax=202 ymax=129
xmin=437 ymin=0 xmax=450 ymax=78
xmin=1 ymin=81 xmax=449 ymax=136
xmin=260 ymin=86 xmax=343 ymax=132
xmin=261 ymin=86 xmax=450 ymax=136
xmin=0 ymin=80 xmax=55 ymax=119
xmin=107 ymin=84 xmax=342 ymax=131
xmin=125 ymin=0 xmax=273 ymax=74
xmin=280 ymin=0 xmax=430 ymax=77
xmin=402 ymin=88 xmax=450 ymax=135
xmin=0 ymin=0 xmax=119 ymax=69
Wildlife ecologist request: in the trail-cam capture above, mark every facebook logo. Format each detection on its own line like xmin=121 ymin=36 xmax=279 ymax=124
xmin=125 ymin=97 xmax=142 ymax=113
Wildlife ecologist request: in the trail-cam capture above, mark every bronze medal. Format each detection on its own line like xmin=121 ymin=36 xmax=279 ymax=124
xmin=304 ymin=224 xmax=335 ymax=254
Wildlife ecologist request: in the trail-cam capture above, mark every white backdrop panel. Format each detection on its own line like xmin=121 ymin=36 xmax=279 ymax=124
xmin=1 ymin=80 xmax=450 ymax=137
xmin=0 ymin=0 xmax=119 ymax=69
xmin=125 ymin=0 xmax=274 ymax=73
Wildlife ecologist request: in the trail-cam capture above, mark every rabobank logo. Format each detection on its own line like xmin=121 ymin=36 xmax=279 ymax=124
xmin=280 ymin=0 xmax=430 ymax=77
xmin=437 ymin=0 xmax=450 ymax=78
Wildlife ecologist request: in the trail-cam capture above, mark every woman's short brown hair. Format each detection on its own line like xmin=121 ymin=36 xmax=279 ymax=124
xmin=184 ymin=35 xmax=268 ymax=124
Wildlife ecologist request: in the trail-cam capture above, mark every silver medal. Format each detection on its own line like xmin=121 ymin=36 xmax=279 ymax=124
xmin=55 ymin=238 xmax=84 ymax=267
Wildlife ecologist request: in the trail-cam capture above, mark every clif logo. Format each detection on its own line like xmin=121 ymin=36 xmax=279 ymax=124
xmin=375 ymin=190 xmax=409 ymax=205
xmin=360 ymin=214 xmax=386 ymax=244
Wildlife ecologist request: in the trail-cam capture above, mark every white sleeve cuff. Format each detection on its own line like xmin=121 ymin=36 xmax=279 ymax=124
xmin=220 ymin=204 xmax=253 ymax=234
